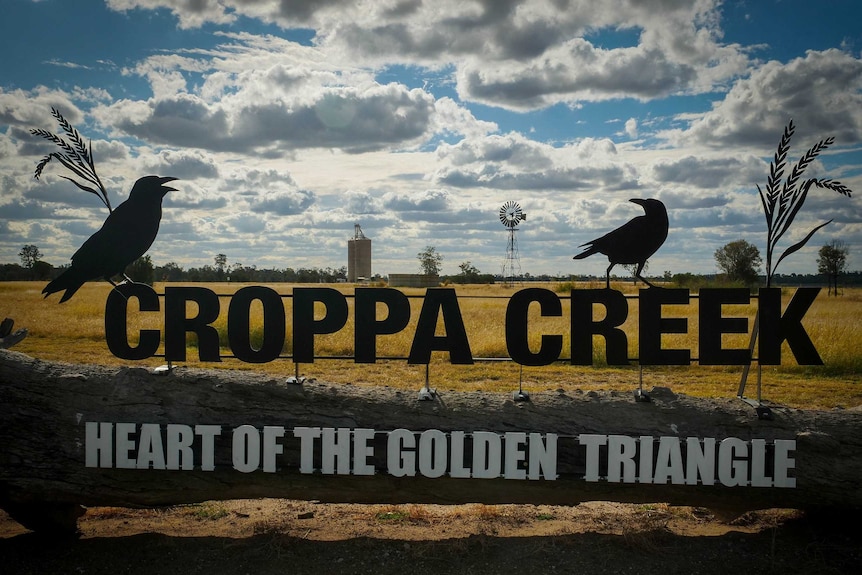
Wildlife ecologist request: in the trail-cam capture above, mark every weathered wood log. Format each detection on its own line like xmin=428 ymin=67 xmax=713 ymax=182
xmin=2 ymin=349 xmax=861 ymax=534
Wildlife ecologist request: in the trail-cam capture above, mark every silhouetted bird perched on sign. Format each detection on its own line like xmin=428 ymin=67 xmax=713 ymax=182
xmin=573 ymin=198 xmax=668 ymax=289
xmin=42 ymin=176 xmax=178 ymax=303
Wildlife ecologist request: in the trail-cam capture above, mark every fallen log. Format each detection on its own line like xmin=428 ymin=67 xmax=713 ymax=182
xmin=2 ymin=349 xmax=861 ymax=534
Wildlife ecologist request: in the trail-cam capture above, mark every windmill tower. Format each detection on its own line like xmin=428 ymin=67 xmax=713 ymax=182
xmin=499 ymin=201 xmax=525 ymax=284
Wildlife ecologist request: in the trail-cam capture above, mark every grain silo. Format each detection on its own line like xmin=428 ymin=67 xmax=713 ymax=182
xmin=347 ymin=223 xmax=371 ymax=282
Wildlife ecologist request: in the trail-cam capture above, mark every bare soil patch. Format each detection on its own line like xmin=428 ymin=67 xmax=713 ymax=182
xmin=2 ymin=499 xmax=860 ymax=575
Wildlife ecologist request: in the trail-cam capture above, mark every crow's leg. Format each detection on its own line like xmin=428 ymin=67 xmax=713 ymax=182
xmin=605 ymin=263 xmax=616 ymax=289
xmin=638 ymin=275 xmax=656 ymax=288
xmin=104 ymin=277 xmax=129 ymax=301
xmin=635 ymin=262 xmax=656 ymax=288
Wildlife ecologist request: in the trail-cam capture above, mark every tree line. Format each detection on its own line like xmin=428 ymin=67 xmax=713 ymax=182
xmin=4 ymin=248 xmax=350 ymax=284
xmin=710 ymin=238 xmax=850 ymax=294
xmin=2 ymin=240 xmax=854 ymax=292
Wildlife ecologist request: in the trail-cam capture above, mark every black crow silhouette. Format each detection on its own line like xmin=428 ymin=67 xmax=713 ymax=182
xmin=573 ymin=198 xmax=668 ymax=288
xmin=43 ymin=176 xmax=178 ymax=303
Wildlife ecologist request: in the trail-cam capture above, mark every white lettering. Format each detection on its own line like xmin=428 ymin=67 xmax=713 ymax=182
xmin=85 ymin=421 xmax=112 ymax=468
xmin=607 ymin=435 xmax=637 ymax=483
xmin=388 ymin=429 xmax=415 ymax=477
xmin=685 ymin=437 xmax=715 ymax=486
xmin=418 ymin=429 xmax=448 ymax=478
xmin=262 ymin=426 xmax=285 ymax=473
xmin=718 ymin=437 xmax=748 ymax=486
xmin=449 ymin=431 xmax=470 ymax=478
xmin=232 ymin=425 xmax=260 ymax=473
xmin=653 ymin=436 xmax=685 ymax=485
xmin=293 ymin=426 xmax=321 ymax=474
xmin=353 ymin=428 xmax=376 ymax=476
xmin=195 ymin=425 xmax=221 ymax=471
xmin=750 ymin=438 xmax=771 ymax=487
xmin=321 ymin=428 xmax=352 ymax=475
xmin=472 ymin=431 xmax=501 ymax=479
xmin=638 ymin=435 xmax=654 ymax=484
xmin=115 ymin=422 xmax=136 ymax=469
xmin=80 ymin=423 xmax=793 ymax=491
xmin=579 ymin=434 xmax=607 ymax=482
xmin=166 ymin=424 xmax=194 ymax=470
xmin=528 ymin=433 xmax=557 ymax=480
xmin=136 ymin=423 xmax=166 ymax=470
xmin=504 ymin=432 xmax=527 ymax=480
xmin=773 ymin=439 xmax=796 ymax=488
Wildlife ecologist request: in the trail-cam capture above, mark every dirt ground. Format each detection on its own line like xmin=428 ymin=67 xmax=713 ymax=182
xmin=1 ymin=499 xmax=860 ymax=575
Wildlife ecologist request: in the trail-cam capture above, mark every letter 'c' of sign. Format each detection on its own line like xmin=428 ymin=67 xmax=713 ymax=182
xmin=506 ymin=288 xmax=562 ymax=366
xmin=105 ymin=282 xmax=160 ymax=360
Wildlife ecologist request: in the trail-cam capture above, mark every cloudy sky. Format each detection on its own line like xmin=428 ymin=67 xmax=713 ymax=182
xmin=1 ymin=0 xmax=861 ymax=279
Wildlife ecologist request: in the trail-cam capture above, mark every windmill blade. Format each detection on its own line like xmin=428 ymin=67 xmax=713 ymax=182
xmin=499 ymin=200 xmax=523 ymax=228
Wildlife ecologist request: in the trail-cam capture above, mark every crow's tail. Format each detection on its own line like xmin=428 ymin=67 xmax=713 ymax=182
xmin=572 ymin=243 xmax=599 ymax=260
xmin=42 ymin=266 xmax=88 ymax=303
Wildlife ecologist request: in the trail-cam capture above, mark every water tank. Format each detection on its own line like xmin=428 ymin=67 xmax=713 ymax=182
xmin=347 ymin=224 xmax=371 ymax=282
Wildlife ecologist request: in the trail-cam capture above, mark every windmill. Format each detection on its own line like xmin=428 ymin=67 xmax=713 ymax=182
xmin=499 ymin=201 xmax=525 ymax=284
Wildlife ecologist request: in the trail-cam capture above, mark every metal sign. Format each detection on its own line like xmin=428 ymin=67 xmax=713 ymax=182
xmin=84 ymin=421 xmax=797 ymax=489
xmin=29 ymin=111 xmax=854 ymax=412
xmin=103 ymin=283 xmax=823 ymax=367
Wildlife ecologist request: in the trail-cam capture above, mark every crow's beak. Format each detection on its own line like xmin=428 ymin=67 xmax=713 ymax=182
xmin=629 ymin=198 xmax=645 ymax=206
xmin=159 ymin=176 xmax=179 ymax=192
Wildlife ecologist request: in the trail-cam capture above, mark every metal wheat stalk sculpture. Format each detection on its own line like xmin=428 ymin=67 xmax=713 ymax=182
xmin=758 ymin=119 xmax=852 ymax=287
xmin=740 ymin=121 xmax=855 ymax=416
xmin=30 ymin=107 xmax=112 ymax=212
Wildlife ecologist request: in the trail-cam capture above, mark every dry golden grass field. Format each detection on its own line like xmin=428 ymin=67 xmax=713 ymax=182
xmin=2 ymin=280 xmax=860 ymax=410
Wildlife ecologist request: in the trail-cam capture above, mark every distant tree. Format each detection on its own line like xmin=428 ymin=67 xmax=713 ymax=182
xmin=0 ymin=263 xmax=30 ymax=281
xmin=186 ymin=265 xmax=219 ymax=282
xmin=31 ymin=260 xmax=53 ymax=281
xmin=214 ymin=253 xmax=227 ymax=280
xmin=817 ymin=240 xmax=849 ymax=295
xmin=714 ymin=240 xmax=762 ymax=286
xmin=296 ymin=267 xmax=320 ymax=283
xmin=126 ymin=255 xmax=155 ymax=285
xmin=671 ymin=272 xmax=703 ymax=289
xmin=155 ymin=261 xmax=184 ymax=282
xmin=229 ymin=262 xmax=258 ymax=283
xmin=417 ymin=246 xmax=443 ymax=276
xmin=18 ymin=245 xmax=42 ymax=270
xmin=622 ymin=262 xmax=649 ymax=285
xmin=457 ymin=261 xmax=481 ymax=283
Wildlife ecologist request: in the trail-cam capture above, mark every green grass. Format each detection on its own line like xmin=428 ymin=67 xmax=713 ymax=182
xmin=374 ymin=510 xmax=410 ymax=522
